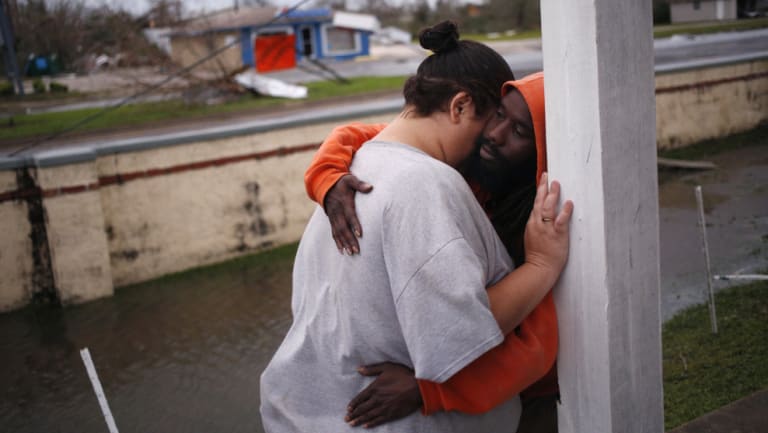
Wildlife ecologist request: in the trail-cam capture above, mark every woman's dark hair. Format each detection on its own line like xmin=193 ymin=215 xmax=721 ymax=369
xmin=403 ymin=20 xmax=514 ymax=117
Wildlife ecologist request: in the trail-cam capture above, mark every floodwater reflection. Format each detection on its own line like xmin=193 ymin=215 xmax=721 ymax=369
xmin=0 ymin=246 xmax=296 ymax=433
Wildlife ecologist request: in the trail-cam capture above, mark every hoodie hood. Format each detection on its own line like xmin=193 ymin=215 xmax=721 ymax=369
xmin=502 ymin=72 xmax=546 ymax=183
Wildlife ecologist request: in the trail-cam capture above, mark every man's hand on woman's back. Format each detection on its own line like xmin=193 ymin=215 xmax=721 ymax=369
xmin=324 ymin=174 xmax=373 ymax=255
xmin=345 ymin=362 xmax=422 ymax=429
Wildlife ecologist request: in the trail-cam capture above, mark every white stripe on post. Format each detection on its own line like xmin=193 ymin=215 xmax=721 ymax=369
xmin=540 ymin=1 xmax=664 ymax=432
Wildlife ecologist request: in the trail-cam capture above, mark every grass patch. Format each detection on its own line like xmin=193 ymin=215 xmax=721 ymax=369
xmin=305 ymin=75 xmax=405 ymax=99
xmin=659 ymin=123 xmax=768 ymax=161
xmin=463 ymin=29 xmax=543 ymax=42
xmin=662 ymin=280 xmax=768 ymax=430
xmin=0 ymin=76 xmax=406 ymax=142
xmin=0 ymin=90 xmax=86 ymax=104
xmin=653 ymin=17 xmax=768 ymax=39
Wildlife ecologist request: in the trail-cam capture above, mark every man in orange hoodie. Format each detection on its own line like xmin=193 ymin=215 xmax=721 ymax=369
xmin=304 ymin=72 xmax=559 ymax=432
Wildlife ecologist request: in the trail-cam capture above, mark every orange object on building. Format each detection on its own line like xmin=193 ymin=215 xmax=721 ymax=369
xmin=255 ymin=34 xmax=296 ymax=72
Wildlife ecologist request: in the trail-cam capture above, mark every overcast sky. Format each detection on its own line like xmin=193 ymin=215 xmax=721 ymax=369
xmin=82 ymin=0 xmax=482 ymax=16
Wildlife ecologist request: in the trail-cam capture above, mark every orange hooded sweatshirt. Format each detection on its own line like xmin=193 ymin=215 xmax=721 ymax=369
xmin=304 ymin=72 xmax=558 ymax=414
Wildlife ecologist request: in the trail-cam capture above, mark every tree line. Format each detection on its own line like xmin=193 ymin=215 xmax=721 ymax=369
xmin=2 ymin=0 xmax=180 ymax=76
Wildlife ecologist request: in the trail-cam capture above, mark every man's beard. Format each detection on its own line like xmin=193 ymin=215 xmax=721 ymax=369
xmin=461 ymin=137 xmax=536 ymax=197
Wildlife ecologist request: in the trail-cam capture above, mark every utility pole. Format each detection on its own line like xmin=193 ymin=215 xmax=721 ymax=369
xmin=0 ymin=0 xmax=24 ymax=96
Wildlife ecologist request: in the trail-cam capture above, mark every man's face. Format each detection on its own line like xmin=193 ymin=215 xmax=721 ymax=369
xmin=463 ymin=88 xmax=537 ymax=195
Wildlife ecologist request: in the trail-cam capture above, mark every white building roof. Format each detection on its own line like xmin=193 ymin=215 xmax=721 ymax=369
xmin=332 ymin=11 xmax=380 ymax=33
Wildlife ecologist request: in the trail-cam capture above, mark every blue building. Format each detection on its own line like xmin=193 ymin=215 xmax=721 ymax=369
xmin=169 ymin=7 xmax=380 ymax=73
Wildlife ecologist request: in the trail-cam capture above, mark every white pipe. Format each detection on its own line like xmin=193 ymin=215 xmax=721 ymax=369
xmin=695 ymin=185 xmax=718 ymax=334
xmin=80 ymin=348 xmax=120 ymax=433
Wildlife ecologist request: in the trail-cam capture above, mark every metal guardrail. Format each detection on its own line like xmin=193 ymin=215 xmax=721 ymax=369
xmin=654 ymin=50 xmax=768 ymax=73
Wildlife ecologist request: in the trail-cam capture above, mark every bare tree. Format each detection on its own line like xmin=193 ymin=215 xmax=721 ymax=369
xmin=147 ymin=0 xmax=183 ymax=27
xmin=15 ymin=0 xmax=86 ymax=69
xmin=312 ymin=0 xmax=346 ymax=9
xmin=484 ymin=0 xmax=539 ymax=32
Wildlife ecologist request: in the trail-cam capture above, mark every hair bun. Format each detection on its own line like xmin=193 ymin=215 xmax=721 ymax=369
xmin=418 ymin=20 xmax=459 ymax=54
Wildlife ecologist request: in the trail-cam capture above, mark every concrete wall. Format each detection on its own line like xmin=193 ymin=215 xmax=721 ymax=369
xmin=0 ymin=170 xmax=33 ymax=311
xmin=0 ymin=57 xmax=766 ymax=312
xmin=95 ymin=123 xmax=372 ymax=287
xmin=0 ymin=113 xmax=391 ymax=312
xmin=656 ymin=58 xmax=768 ymax=149
xmin=34 ymin=159 xmax=114 ymax=304
xmin=671 ymin=0 xmax=737 ymax=23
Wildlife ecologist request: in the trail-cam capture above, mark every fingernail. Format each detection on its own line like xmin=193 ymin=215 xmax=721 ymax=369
xmin=352 ymin=246 xmax=359 ymax=254
xmin=354 ymin=229 xmax=361 ymax=238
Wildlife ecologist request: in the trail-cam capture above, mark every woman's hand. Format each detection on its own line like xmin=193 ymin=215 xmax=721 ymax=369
xmin=324 ymin=174 xmax=373 ymax=255
xmin=524 ymin=172 xmax=574 ymax=276
xmin=345 ymin=362 xmax=422 ymax=429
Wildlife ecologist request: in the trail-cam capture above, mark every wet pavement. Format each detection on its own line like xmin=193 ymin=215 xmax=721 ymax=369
xmin=0 ymin=141 xmax=766 ymax=432
xmin=667 ymin=389 xmax=768 ymax=433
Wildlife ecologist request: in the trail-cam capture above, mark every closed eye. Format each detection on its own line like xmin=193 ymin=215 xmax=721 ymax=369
xmin=514 ymin=123 xmax=532 ymax=138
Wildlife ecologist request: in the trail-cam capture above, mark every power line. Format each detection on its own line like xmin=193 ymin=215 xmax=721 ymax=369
xmin=9 ymin=0 xmax=311 ymax=157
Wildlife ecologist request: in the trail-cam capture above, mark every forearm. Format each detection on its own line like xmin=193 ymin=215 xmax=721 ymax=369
xmin=304 ymin=122 xmax=385 ymax=204
xmin=487 ymin=262 xmax=560 ymax=335
xmin=305 ymin=152 xmax=352 ymax=206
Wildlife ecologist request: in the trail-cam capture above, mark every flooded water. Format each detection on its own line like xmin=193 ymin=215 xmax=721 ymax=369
xmin=0 ymin=247 xmax=295 ymax=433
xmin=658 ymin=143 xmax=768 ymax=320
xmin=1 ymin=143 xmax=766 ymax=432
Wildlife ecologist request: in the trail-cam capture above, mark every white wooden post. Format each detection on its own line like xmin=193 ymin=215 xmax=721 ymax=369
xmin=540 ymin=1 xmax=664 ymax=433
